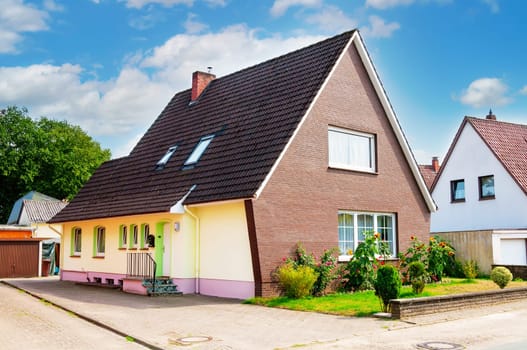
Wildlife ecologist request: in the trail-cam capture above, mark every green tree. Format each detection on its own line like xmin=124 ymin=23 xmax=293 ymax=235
xmin=0 ymin=106 xmax=111 ymax=222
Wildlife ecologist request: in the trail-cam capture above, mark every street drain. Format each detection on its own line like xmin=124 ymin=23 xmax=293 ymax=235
xmin=416 ymin=341 xmax=464 ymax=350
xmin=171 ymin=335 xmax=212 ymax=346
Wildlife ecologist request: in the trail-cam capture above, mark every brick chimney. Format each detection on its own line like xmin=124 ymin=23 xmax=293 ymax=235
xmin=432 ymin=156 xmax=440 ymax=172
xmin=191 ymin=71 xmax=216 ymax=101
xmin=486 ymin=109 xmax=496 ymax=120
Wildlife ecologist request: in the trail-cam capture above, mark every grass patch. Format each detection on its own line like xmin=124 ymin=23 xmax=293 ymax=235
xmin=245 ymin=278 xmax=527 ymax=317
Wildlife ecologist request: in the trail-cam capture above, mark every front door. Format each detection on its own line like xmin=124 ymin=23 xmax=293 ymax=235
xmin=154 ymin=222 xmax=171 ymax=277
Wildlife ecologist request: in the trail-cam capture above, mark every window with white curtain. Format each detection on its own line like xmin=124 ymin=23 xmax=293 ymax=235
xmin=95 ymin=226 xmax=105 ymax=256
xmin=338 ymin=211 xmax=396 ymax=259
xmin=328 ymin=127 xmax=376 ymax=172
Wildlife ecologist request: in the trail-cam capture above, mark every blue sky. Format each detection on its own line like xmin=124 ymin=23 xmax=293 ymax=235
xmin=1 ymin=0 xmax=526 ymax=164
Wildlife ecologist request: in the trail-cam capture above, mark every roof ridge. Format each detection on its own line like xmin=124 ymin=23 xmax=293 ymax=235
xmin=466 ymin=115 xmax=527 ymax=129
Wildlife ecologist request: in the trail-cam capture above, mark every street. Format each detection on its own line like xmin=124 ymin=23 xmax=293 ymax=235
xmin=0 ymin=283 xmax=145 ymax=350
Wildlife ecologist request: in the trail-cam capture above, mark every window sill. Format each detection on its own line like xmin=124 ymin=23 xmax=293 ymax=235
xmin=328 ymin=166 xmax=378 ymax=175
xmin=92 ymin=256 xmax=105 ymax=259
xmin=128 ymin=248 xmax=138 ymax=250
xmin=70 ymin=255 xmax=81 ymax=258
xmin=139 ymin=248 xmax=150 ymax=251
xmin=479 ymin=196 xmax=495 ymax=201
xmin=118 ymin=248 xmax=127 ymax=250
xmin=451 ymin=199 xmax=465 ymax=203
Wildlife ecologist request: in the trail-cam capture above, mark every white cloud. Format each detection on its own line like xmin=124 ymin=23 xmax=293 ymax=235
xmin=482 ymin=0 xmax=499 ymax=13
xmin=0 ymin=25 xmax=325 ymax=157
xmin=204 ymin=0 xmax=226 ymax=6
xmin=305 ymin=5 xmax=357 ymax=33
xmin=459 ymin=78 xmax=512 ymax=108
xmin=365 ymin=0 xmax=414 ymax=10
xmin=183 ymin=13 xmax=208 ymax=34
xmin=43 ymin=0 xmax=64 ymax=11
xmin=0 ymin=0 xmax=49 ymax=53
xmin=361 ymin=15 xmax=400 ymax=38
xmin=119 ymin=0 xmax=193 ymax=8
xmin=520 ymin=86 xmax=527 ymax=95
xmin=270 ymin=0 xmax=321 ymax=17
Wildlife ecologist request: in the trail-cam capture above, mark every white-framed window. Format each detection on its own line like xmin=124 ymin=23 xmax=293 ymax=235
xmin=184 ymin=134 xmax=214 ymax=166
xmin=72 ymin=227 xmax=82 ymax=256
xmin=156 ymin=145 xmax=178 ymax=170
xmin=338 ymin=211 xmax=396 ymax=259
xmin=131 ymin=225 xmax=138 ymax=248
xmin=94 ymin=226 xmax=105 ymax=257
xmin=120 ymin=225 xmax=128 ymax=248
xmin=141 ymin=224 xmax=150 ymax=248
xmin=328 ymin=126 xmax=376 ymax=172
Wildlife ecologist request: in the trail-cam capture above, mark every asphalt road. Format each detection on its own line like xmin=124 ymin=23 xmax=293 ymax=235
xmin=0 ymin=283 xmax=145 ymax=350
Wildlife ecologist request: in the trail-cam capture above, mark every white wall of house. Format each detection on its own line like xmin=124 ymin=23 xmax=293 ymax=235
xmin=431 ymin=123 xmax=527 ymax=232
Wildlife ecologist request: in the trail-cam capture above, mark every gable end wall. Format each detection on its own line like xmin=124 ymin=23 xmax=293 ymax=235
xmin=251 ymin=42 xmax=430 ymax=296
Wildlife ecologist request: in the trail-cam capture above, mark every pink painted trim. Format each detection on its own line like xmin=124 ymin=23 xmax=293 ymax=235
xmin=61 ymin=270 xmax=125 ymax=286
xmin=122 ymin=278 xmax=147 ymax=295
xmin=199 ymin=278 xmax=254 ymax=299
xmin=172 ymin=278 xmax=196 ymax=294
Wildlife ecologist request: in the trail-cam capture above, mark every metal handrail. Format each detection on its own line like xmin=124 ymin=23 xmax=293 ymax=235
xmin=126 ymin=252 xmax=157 ymax=294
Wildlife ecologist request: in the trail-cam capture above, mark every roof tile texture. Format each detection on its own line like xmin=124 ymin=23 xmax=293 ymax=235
xmin=50 ymin=30 xmax=354 ymax=223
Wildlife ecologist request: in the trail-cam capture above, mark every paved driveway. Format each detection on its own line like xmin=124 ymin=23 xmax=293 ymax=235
xmin=3 ymin=277 xmax=527 ymax=349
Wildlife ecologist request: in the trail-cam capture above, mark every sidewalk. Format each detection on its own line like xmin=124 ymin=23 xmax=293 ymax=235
xmin=3 ymin=277 xmax=527 ymax=349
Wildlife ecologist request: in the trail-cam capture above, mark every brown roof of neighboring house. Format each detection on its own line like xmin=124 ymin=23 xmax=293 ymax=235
xmin=431 ymin=116 xmax=527 ymax=194
xmin=50 ymin=30 xmax=356 ymax=223
xmin=418 ymin=164 xmax=438 ymax=190
xmin=23 ymin=199 xmax=67 ymax=223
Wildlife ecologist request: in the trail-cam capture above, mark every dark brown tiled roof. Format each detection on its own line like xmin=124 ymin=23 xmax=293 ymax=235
xmin=50 ymin=30 xmax=355 ymax=223
xmin=467 ymin=117 xmax=527 ymax=194
xmin=418 ymin=165 xmax=438 ymax=190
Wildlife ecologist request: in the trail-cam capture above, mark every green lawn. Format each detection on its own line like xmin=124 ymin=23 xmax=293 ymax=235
xmin=245 ymin=278 xmax=527 ymax=317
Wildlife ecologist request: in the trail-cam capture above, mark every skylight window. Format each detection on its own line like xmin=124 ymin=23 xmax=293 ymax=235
xmin=184 ymin=135 xmax=214 ymax=166
xmin=156 ymin=145 xmax=178 ymax=170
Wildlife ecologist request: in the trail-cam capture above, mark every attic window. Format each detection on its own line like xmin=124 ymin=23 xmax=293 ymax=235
xmin=156 ymin=145 xmax=178 ymax=170
xmin=184 ymin=135 xmax=214 ymax=167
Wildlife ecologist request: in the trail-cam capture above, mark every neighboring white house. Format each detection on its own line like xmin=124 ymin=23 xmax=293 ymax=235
xmin=430 ymin=112 xmax=527 ymax=274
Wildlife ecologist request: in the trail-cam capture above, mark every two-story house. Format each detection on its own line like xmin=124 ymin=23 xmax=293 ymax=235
xmin=50 ymin=30 xmax=435 ymax=298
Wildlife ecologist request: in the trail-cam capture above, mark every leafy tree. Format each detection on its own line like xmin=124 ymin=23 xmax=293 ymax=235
xmin=0 ymin=106 xmax=111 ymax=222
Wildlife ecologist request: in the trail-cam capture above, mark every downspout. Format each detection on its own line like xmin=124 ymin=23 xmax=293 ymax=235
xmin=184 ymin=205 xmax=201 ymax=294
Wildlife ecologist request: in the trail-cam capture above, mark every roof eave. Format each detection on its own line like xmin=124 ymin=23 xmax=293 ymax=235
xmin=353 ymin=32 xmax=437 ymax=212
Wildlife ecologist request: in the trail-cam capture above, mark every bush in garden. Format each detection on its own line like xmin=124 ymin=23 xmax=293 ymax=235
xmin=399 ymin=235 xmax=455 ymax=283
xmin=490 ymin=266 xmax=513 ymax=289
xmin=407 ymin=261 xmax=427 ymax=294
xmin=374 ymin=265 xmax=401 ymax=312
xmin=342 ymin=231 xmax=385 ymax=292
xmin=427 ymin=236 xmax=455 ymax=282
xmin=276 ymin=263 xmax=318 ymax=298
xmin=462 ymin=260 xmax=479 ymax=280
xmin=444 ymin=256 xmax=465 ymax=278
xmin=288 ymin=244 xmax=338 ymax=296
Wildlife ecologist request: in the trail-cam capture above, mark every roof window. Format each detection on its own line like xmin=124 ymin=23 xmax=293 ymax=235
xmin=156 ymin=145 xmax=178 ymax=170
xmin=184 ymin=135 xmax=214 ymax=167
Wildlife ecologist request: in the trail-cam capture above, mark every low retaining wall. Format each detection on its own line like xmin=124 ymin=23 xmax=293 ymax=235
xmin=390 ymin=287 xmax=527 ymax=319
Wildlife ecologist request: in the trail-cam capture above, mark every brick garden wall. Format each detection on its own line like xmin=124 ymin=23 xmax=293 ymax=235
xmin=390 ymin=287 xmax=527 ymax=319
xmin=251 ymin=42 xmax=431 ymax=297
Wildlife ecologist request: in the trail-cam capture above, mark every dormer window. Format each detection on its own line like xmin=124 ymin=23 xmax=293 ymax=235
xmin=184 ymin=135 xmax=214 ymax=167
xmin=156 ymin=145 xmax=178 ymax=170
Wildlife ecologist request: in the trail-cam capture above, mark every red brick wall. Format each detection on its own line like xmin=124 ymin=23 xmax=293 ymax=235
xmin=251 ymin=42 xmax=430 ymax=296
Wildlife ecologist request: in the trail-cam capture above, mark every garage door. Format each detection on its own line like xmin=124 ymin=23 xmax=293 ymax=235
xmin=0 ymin=241 xmax=39 ymax=278
xmin=500 ymin=239 xmax=527 ymax=265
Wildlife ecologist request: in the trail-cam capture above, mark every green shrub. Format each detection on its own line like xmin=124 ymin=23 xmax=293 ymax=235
xmin=374 ymin=265 xmax=401 ymax=312
xmin=408 ymin=261 xmax=427 ymax=294
xmin=342 ymin=231 xmax=386 ymax=292
xmin=276 ymin=263 xmax=318 ymax=298
xmin=462 ymin=260 xmax=479 ymax=280
xmin=490 ymin=266 xmax=513 ymax=289
xmin=444 ymin=256 xmax=464 ymax=278
xmin=289 ymin=244 xmax=338 ymax=296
